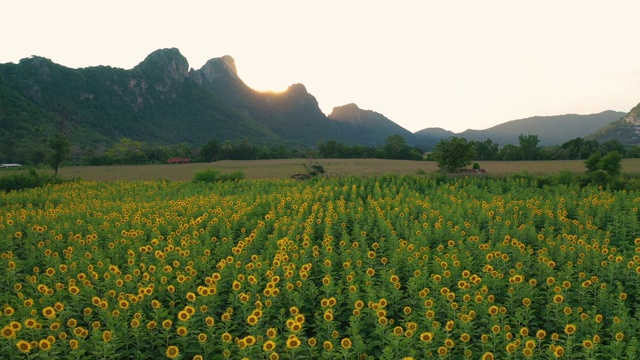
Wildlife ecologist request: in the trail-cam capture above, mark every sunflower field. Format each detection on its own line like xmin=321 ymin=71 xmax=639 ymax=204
xmin=1 ymin=175 xmax=640 ymax=359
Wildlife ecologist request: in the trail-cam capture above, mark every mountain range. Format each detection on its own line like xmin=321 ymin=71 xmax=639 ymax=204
xmin=415 ymin=111 xmax=627 ymax=147
xmin=0 ymin=47 xmax=637 ymax=163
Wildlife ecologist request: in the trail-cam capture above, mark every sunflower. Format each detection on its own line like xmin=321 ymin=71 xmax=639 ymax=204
xmin=176 ymin=326 xmax=188 ymax=337
xmin=266 ymin=327 xmax=277 ymax=339
xmin=205 ymin=316 xmax=215 ymax=327
xmin=444 ymin=338 xmax=455 ymax=348
xmin=263 ymin=340 xmax=277 ymax=352
xmin=103 ymin=330 xmax=112 ymax=342
xmin=341 ymin=338 xmax=352 ymax=349
xmin=39 ymin=339 xmax=52 ymax=351
xmin=460 ymin=333 xmax=471 ymax=343
xmin=166 ymin=345 xmax=180 ymax=359
xmin=222 ymin=332 xmax=233 ymax=342
xmin=286 ymin=335 xmax=301 ymax=349
xmin=42 ymin=306 xmax=56 ymax=319
xmin=177 ymin=311 xmax=191 ymax=322
xmin=16 ymin=340 xmax=31 ymax=353
xmin=564 ymin=324 xmax=576 ymax=336
xmin=323 ymin=340 xmax=333 ymax=351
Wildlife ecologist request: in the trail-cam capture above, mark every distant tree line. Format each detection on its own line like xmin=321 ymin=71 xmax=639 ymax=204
xmin=70 ymin=138 xmax=307 ymax=166
xmin=428 ymin=135 xmax=640 ymax=162
xmin=15 ymin=131 xmax=640 ymax=169
xmin=48 ymin=134 xmax=424 ymax=167
xmin=317 ymin=135 xmax=423 ymax=160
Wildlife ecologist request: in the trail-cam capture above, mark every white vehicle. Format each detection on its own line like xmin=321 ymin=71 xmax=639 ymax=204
xmin=0 ymin=164 xmax=22 ymax=168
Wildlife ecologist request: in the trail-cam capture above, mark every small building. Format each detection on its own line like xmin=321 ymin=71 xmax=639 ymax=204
xmin=167 ymin=157 xmax=190 ymax=164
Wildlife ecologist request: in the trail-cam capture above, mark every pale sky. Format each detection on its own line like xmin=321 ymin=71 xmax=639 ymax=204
xmin=2 ymin=0 xmax=640 ymax=133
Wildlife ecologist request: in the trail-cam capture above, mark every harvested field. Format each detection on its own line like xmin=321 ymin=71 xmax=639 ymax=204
xmin=3 ymin=158 xmax=640 ymax=181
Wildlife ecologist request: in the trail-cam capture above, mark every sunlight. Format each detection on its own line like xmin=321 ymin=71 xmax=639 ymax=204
xmin=251 ymin=86 xmax=288 ymax=95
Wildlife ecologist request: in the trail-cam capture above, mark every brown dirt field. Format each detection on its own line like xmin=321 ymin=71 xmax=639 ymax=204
xmin=23 ymin=158 xmax=636 ymax=181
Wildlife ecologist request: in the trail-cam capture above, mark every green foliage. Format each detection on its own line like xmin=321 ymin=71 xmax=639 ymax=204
xmin=518 ymin=134 xmax=541 ymax=160
xmin=192 ymin=169 xmax=245 ymax=183
xmin=317 ymin=140 xmax=381 ymax=159
xmin=580 ymin=170 xmax=611 ymax=188
xmin=560 ymin=137 xmax=601 ymax=159
xmin=599 ymin=151 xmax=623 ymax=176
xmin=382 ymin=135 xmax=421 ymax=160
xmin=433 ymin=137 xmax=476 ymax=173
xmin=104 ymin=138 xmax=148 ymax=165
xmin=48 ymin=135 xmax=70 ymax=176
xmin=585 ymin=151 xmax=622 ymax=176
xmin=307 ymin=164 xmax=325 ymax=177
xmin=585 ymin=153 xmax=602 ymax=172
xmin=200 ymin=139 xmax=220 ymax=162
xmin=470 ymin=139 xmax=499 ymax=160
xmin=0 ymin=169 xmax=64 ymax=192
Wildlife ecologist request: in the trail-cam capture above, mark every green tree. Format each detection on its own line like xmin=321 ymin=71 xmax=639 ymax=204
xmin=48 ymin=102 xmax=73 ymax=177
xmin=561 ymin=137 xmax=600 ymax=159
xmin=382 ymin=135 xmax=421 ymax=160
xmin=584 ymin=153 xmax=602 ymax=173
xmin=48 ymin=135 xmax=70 ymax=177
xmin=584 ymin=151 xmax=622 ymax=176
xmin=599 ymin=151 xmax=622 ymax=176
xmin=104 ymin=138 xmax=147 ymax=164
xmin=601 ymin=140 xmax=625 ymax=155
xmin=499 ymin=144 xmax=521 ymax=161
xmin=518 ymin=134 xmax=541 ymax=160
xmin=471 ymin=139 xmax=499 ymax=160
xmin=433 ymin=137 xmax=475 ymax=173
xmin=200 ymin=139 xmax=220 ymax=162
xmin=383 ymin=135 xmax=411 ymax=159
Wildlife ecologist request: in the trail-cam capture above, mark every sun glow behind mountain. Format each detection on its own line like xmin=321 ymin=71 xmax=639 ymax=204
xmin=2 ymin=0 xmax=640 ymax=133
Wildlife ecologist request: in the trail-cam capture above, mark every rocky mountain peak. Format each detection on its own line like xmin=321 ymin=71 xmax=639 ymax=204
xmin=286 ymin=83 xmax=308 ymax=94
xmin=194 ymin=55 xmax=238 ymax=80
xmin=625 ymin=102 xmax=640 ymax=125
xmin=329 ymin=103 xmax=367 ymax=123
xmin=134 ymin=47 xmax=189 ymax=81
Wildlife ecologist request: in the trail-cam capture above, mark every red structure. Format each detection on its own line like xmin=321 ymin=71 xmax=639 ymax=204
xmin=167 ymin=157 xmax=191 ymax=164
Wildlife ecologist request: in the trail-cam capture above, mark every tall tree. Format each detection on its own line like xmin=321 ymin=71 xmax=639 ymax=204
xmin=472 ymin=139 xmax=500 ymax=160
xmin=200 ymin=139 xmax=220 ymax=162
xmin=104 ymin=138 xmax=147 ymax=164
xmin=382 ymin=135 xmax=420 ymax=160
xmin=433 ymin=137 xmax=475 ymax=173
xmin=518 ymin=134 xmax=541 ymax=160
xmin=48 ymin=102 xmax=72 ymax=177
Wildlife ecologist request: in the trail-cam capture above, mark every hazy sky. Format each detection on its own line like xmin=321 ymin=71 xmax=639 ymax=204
xmin=3 ymin=0 xmax=640 ymax=133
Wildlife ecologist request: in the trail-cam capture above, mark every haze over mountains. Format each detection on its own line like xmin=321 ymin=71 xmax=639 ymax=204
xmin=0 ymin=47 xmax=637 ymax=163
xmin=415 ymin=111 xmax=627 ymax=147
